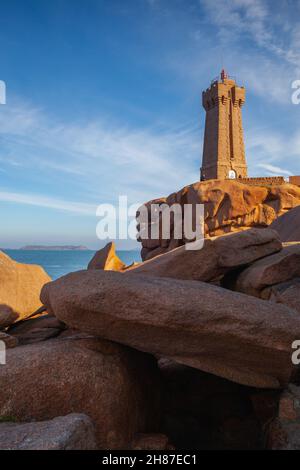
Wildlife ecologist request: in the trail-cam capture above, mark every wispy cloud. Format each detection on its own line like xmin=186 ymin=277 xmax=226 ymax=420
xmin=256 ymin=163 xmax=292 ymax=177
xmin=0 ymin=98 xmax=201 ymax=207
xmin=0 ymin=190 xmax=97 ymax=215
xmin=201 ymin=0 xmax=300 ymax=69
xmin=161 ymin=0 xmax=300 ymax=104
xmin=245 ymin=125 xmax=300 ymax=176
xmin=198 ymin=0 xmax=300 ymax=104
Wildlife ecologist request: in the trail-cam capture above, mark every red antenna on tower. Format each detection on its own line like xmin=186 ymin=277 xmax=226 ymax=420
xmin=221 ymin=68 xmax=228 ymax=81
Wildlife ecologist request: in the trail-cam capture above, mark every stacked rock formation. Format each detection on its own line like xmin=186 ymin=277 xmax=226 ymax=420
xmin=1 ymin=184 xmax=300 ymax=449
xmin=138 ymin=179 xmax=300 ymax=260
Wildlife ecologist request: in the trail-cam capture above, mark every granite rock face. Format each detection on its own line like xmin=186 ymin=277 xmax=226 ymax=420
xmin=0 ymin=335 xmax=161 ymax=449
xmin=138 ymin=179 xmax=300 ymax=260
xmin=41 ymin=269 xmax=300 ymax=389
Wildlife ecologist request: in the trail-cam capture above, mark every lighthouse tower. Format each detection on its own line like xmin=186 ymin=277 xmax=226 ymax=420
xmin=200 ymin=69 xmax=248 ymax=181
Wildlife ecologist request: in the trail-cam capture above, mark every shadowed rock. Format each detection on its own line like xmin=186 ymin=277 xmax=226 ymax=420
xmin=262 ymin=278 xmax=300 ymax=316
xmin=7 ymin=315 xmax=65 ymax=345
xmin=131 ymin=433 xmax=174 ymax=450
xmin=267 ymin=385 xmax=300 ymax=450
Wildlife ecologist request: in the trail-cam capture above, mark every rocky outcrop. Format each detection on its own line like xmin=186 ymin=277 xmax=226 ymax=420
xmin=128 ymin=228 xmax=282 ymax=282
xmin=3 ymin=180 xmax=300 ymax=450
xmin=41 ymin=270 xmax=300 ymax=389
xmin=0 ymin=251 xmax=51 ymax=323
xmin=231 ymin=244 xmax=300 ymax=299
xmin=0 ymin=414 xmax=97 ymax=450
xmin=0 ymin=336 xmax=161 ymax=449
xmin=270 ymin=206 xmax=300 ymax=242
xmin=87 ymin=242 xmax=126 ymax=271
xmin=138 ymin=179 xmax=300 ymax=260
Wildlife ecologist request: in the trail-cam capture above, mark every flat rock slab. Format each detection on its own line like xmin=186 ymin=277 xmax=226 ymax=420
xmin=128 ymin=228 xmax=282 ymax=282
xmin=41 ymin=270 xmax=300 ymax=389
xmin=0 ymin=413 xmax=97 ymax=450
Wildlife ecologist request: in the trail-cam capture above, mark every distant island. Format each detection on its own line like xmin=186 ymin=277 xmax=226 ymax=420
xmin=20 ymin=245 xmax=90 ymax=251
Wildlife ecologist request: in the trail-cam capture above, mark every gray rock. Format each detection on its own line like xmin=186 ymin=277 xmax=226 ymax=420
xmin=0 ymin=413 xmax=97 ymax=450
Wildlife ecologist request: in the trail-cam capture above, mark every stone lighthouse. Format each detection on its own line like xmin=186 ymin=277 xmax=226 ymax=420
xmin=200 ymin=69 xmax=248 ymax=181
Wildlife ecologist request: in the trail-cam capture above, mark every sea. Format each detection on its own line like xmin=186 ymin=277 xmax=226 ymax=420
xmin=3 ymin=249 xmax=142 ymax=280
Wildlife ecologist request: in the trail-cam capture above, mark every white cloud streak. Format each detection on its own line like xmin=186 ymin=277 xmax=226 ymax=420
xmin=245 ymin=125 xmax=300 ymax=176
xmin=256 ymin=163 xmax=292 ymax=177
xmin=0 ymin=190 xmax=97 ymax=215
xmin=159 ymin=0 xmax=299 ymax=104
xmin=201 ymin=0 xmax=300 ymax=69
xmin=0 ymin=99 xmax=201 ymax=206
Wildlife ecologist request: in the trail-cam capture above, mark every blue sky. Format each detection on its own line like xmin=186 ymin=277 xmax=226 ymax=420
xmin=0 ymin=0 xmax=299 ymax=248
